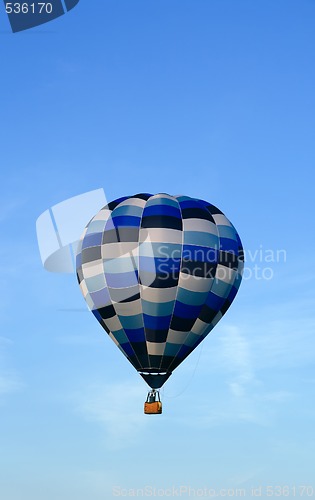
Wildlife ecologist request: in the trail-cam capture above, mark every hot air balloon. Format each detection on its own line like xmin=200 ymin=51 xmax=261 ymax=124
xmin=76 ymin=193 xmax=244 ymax=414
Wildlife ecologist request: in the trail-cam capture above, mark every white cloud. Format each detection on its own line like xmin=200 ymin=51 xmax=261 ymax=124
xmin=0 ymin=339 xmax=23 ymax=402
xmin=165 ymin=313 xmax=303 ymax=428
xmin=0 ymin=336 xmax=13 ymax=346
xmin=73 ymin=380 xmax=149 ymax=450
xmin=218 ymin=325 xmax=255 ymax=398
xmin=0 ymin=198 xmax=27 ymax=223
xmin=0 ymin=373 xmax=21 ymax=396
xmin=68 ymin=294 xmax=314 ymax=434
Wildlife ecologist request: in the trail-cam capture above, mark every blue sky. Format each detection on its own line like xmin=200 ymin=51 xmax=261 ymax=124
xmin=0 ymin=1 xmax=315 ymax=498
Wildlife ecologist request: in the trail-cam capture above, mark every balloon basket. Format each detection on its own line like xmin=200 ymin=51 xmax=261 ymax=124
xmin=144 ymin=390 xmax=162 ymax=415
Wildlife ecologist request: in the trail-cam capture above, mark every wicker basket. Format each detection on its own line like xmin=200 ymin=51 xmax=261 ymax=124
xmin=144 ymin=401 xmax=162 ymax=414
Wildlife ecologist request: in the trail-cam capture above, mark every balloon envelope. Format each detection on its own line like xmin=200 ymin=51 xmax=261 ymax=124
xmin=76 ymin=193 xmax=244 ymax=388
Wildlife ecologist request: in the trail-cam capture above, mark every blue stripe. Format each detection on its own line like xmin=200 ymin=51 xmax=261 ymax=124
xmin=105 ymin=271 xmax=138 ymax=288
xmin=211 ymin=280 xmax=232 ymax=299
xmin=119 ymin=314 xmax=143 ymax=330
xmin=176 ymin=287 xmax=208 ymax=306
xmin=124 ymin=327 xmax=146 ymax=343
xmin=164 ymin=343 xmax=181 ymax=356
xmin=139 ymin=256 xmax=181 ymax=273
xmin=111 ymin=215 xmax=141 ymax=227
xmin=219 ymin=238 xmax=238 ymax=253
xmin=205 ymin=292 xmax=225 ymax=311
xmin=105 ymin=218 xmax=115 ymax=230
xmin=182 ymin=245 xmax=218 ymax=263
xmin=111 ymin=205 xmax=143 ymax=217
xmin=178 ymin=199 xmax=203 ymax=209
xmin=143 ymin=205 xmax=181 ymax=218
xmin=217 ymin=225 xmax=236 ymax=239
xmin=111 ymin=329 xmax=130 ymax=344
xmin=226 ymin=285 xmax=238 ymax=305
xmin=82 ymin=232 xmax=103 ymax=249
xmin=120 ymin=342 xmax=135 ymax=357
xmin=104 ymin=257 xmax=137 ymax=274
xmin=142 ymin=300 xmax=175 ymax=316
xmin=86 ymin=220 xmax=107 ymax=234
xmin=174 ymin=344 xmax=191 ymax=359
xmin=143 ymin=314 xmax=172 ymax=330
xmin=184 ymin=231 xmax=219 ymax=248
xmin=184 ymin=332 xmax=200 ymax=347
xmin=173 ymin=301 xmax=202 ymax=319
xmin=175 ymin=196 xmax=191 ymax=202
xmin=92 ymin=309 xmax=102 ymax=322
xmin=85 ymin=275 xmax=107 ymax=292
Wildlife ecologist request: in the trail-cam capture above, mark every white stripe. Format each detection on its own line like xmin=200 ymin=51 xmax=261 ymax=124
xmin=165 ymin=330 xmax=189 ymax=344
xmin=101 ymin=242 xmax=139 ymax=259
xmin=178 ymin=273 xmax=213 ymax=292
xmin=191 ymin=318 xmax=209 ymax=336
xmin=140 ymin=285 xmax=177 ymax=303
xmin=115 ymin=198 xmax=147 ymax=208
xmin=114 ymin=299 xmax=142 ymax=317
xmin=79 ymin=280 xmax=89 ymax=298
xmin=212 ymin=214 xmax=233 ymax=226
xmin=92 ymin=208 xmax=111 ymax=221
xmin=104 ymin=315 xmax=122 ymax=332
xmin=147 ymin=342 xmax=165 ymax=355
xmin=81 ymin=260 xmax=104 ymax=278
xmin=214 ymin=264 xmax=237 ymax=284
xmin=139 ymin=228 xmax=182 ymax=244
xmin=183 ymin=218 xmax=218 ymax=235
